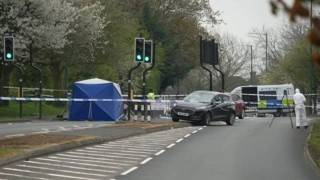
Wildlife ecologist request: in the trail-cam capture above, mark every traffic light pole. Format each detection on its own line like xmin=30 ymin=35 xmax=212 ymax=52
xmin=127 ymin=62 xmax=141 ymax=121
xmin=200 ymin=36 xmax=213 ymax=91
xmin=142 ymin=43 xmax=156 ymax=121
xmin=13 ymin=64 xmax=23 ymax=119
xmin=212 ymin=65 xmax=225 ymax=92
xmin=29 ymin=43 xmax=43 ymax=120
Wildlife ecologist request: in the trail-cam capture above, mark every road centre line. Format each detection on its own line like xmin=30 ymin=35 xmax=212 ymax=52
xmin=49 ymin=156 xmax=131 ymax=166
xmin=27 ymin=160 xmax=115 ymax=173
xmin=5 ymin=134 xmax=25 ymax=138
xmin=75 ymin=149 xmax=148 ymax=158
xmin=192 ymin=130 xmax=198 ymax=134
xmin=140 ymin=157 xmax=153 ymax=165
xmin=155 ymin=150 xmax=166 ymax=156
xmin=56 ymin=153 xmax=136 ymax=164
xmin=66 ymin=151 xmax=141 ymax=160
xmin=0 ymin=172 xmax=48 ymax=180
xmin=198 ymin=127 xmax=203 ymax=130
xmin=121 ymin=167 xmax=138 ymax=176
xmin=38 ymin=157 xmax=122 ymax=169
xmin=167 ymin=143 xmax=175 ymax=149
xmin=184 ymin=134 xmax=191 ymax=138
xmin=16 ymin=164 xmax=108 ymax=178
xmin=176 ymin=138 xmax=184 ymax=143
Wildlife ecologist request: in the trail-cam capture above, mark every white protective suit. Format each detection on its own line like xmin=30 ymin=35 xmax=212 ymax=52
xmin=293 ymin=89 xmax=308 ymax=127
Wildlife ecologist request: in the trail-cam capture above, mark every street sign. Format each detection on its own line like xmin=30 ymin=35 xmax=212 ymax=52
xmin=202 ymin=39 xmax=219 ymax=65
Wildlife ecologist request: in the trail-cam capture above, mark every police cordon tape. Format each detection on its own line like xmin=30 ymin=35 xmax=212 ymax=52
xmin=0 ymin=97 xmax=177 ymax=103
xmin=0 ymin=96 xmax=317 ymax=109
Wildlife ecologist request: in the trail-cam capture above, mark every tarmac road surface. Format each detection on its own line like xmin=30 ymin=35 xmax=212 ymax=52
xmin=119 ymin=117 xmax=319 ymax=180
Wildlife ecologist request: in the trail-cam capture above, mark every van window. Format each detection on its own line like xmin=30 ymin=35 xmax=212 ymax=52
xmin=259 ymin=91 xmax=276 ymax=101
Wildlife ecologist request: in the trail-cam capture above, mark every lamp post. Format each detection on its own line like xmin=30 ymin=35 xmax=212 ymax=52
xmin=249 ymin=32 xmax=268 ymax=72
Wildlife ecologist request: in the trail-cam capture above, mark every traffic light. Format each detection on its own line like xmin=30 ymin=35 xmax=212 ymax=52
xmin=144 ymin=40 xmax=153 ymax=63
xmin=4 ymin=36 xmax=14 ymax=62
xmin=135 ymin=38 xmax=144 ymax=62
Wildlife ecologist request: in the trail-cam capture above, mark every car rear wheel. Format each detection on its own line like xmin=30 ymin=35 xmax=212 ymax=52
xmin=202 ymin=112 xmax=211 ymax=126
xmin=172 ymin=117 xmax=179 ymax=122
xmin=238 ymin=109 xmax=245 ymax=119
xmin=226 ymin=113 xmax=235 ymax=126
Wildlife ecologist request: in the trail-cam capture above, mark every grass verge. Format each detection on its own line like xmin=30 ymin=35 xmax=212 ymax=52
xmin=0 ymin=134 xmax=89 ymax=160
xmin=308 ymin=119 xmax=320 ymax=168
xmin=0 ymin=101 xmax=65 ymax=121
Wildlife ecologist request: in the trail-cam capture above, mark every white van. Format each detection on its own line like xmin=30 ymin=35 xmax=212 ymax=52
xmin=231 ymin=84 xmax=294 ymax=117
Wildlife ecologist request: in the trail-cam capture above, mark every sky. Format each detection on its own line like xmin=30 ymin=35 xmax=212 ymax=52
xmin=210 ymin=0 xmax=291 ymax=43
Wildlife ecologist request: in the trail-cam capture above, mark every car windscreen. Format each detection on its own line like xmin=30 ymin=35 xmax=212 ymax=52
xmin=183 ymin=91 xmax=215 ymax=104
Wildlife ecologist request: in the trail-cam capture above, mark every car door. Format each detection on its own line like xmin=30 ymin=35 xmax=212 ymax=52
xmin=211 ymin=95 xmax=224 ymax=120
xmin=220 ymin=95 xmax=233 ymax=119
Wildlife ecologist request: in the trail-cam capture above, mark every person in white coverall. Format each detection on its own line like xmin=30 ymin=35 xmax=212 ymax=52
xmin=293 ymin=89 xmax=308 ymax=129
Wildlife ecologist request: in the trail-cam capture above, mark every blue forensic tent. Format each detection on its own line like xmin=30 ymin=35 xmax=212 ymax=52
xmin=69 ymin=78 xmax=123 ymax=121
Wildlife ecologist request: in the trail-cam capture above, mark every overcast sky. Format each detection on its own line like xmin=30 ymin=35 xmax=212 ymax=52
xmin=210 ymin=0 xmax=291 ymax=43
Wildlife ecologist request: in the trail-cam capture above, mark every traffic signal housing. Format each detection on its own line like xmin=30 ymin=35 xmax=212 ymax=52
xmin=4 ymin=36 xmax=14 ymax=62
xmin=144 ymin=40 xmax=153 ymax=63
xmin=135 ymin=38 xmax=144 ymax=62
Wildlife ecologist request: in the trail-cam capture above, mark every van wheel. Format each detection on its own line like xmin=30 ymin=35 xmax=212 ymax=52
xmin=226 ymin=113 xmax=235 ymax=126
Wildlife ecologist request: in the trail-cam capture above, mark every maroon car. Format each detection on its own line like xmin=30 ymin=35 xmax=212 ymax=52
xmin=230 ymin=94 xmax=246 ymax=119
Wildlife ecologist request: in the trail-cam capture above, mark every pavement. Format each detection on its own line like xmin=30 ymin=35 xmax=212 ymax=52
xmin=0 ymin=120 xmax=191 ymax=167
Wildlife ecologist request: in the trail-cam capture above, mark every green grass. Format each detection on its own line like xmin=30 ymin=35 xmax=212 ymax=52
xmin=0 ymin=102 xmax=65 ymax=121
xmin=309 ymin=120 xmax=320 ymax=168
xmin=0 ymin=147 xmax=21 ymax=159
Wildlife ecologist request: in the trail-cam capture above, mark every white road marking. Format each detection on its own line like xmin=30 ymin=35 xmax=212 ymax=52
xmin=50 ymin=155 xmax=131 ymax=166
xmin=31 ymin=131 xmax=46 ymax=135
xmin=97 ymin=144 xmax=159 ymax=151
xmin=86 ymin=147 xmax=154 ymax=154
xmin=155 ymin=150 xmax=166 ymax=156
xmin=16 ymin=164 xmax=108 ymax=177
xmin=48 ymin=173 xmax=100 ymax=180
xmin=192 ymin=130 xmax=198 ymax=134
xmin=121 ymin=167 xmax=138 ymax=176
xmin=198 ymin=127 xmax=203 ymax=130
xmin=5 ymin=134 xmax=25 ymax=138
xmin=140 ymin=157 xmax=153 ymax=165
xmin=36 ymin=157 xmax=122 ymax=169
xmin=176 ymin=138 xmax=184 ymax=143
xmin=75 ymin=149 xmax=148 ymax=158
xmin=56 ymin=153 xmax=136 ymax=164
xmin=66 ymin=151 xmax=141 ymax=161
xmin=166 ymin=143 xmax=175 ymax=149
xmin=8 ymin=123 xmax=12 ymax=125
xmin=184 ymin=134 xmax=191 ymax=138
xmin=26 ymin=160 xmax=115 ymax=173
xmin=0 ymin=172 xmax=48 ymax=180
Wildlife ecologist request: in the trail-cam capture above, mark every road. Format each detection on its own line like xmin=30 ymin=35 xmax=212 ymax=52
xmin=0 ymin=117 xmax=318 ymax=180
xmin=119 ymin=117 xmax=319 ymax=180
xmin=0 ymin=121 xmax=112 ymax=138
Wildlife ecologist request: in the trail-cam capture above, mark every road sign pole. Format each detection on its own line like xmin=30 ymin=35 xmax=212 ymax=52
xmin=142 ymin=42 xmax=156 ymax=121
xmin=127 ymin=63 xmax=141 ymax=121
xmin=199 ymin=36 xmax=213 ymax=91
